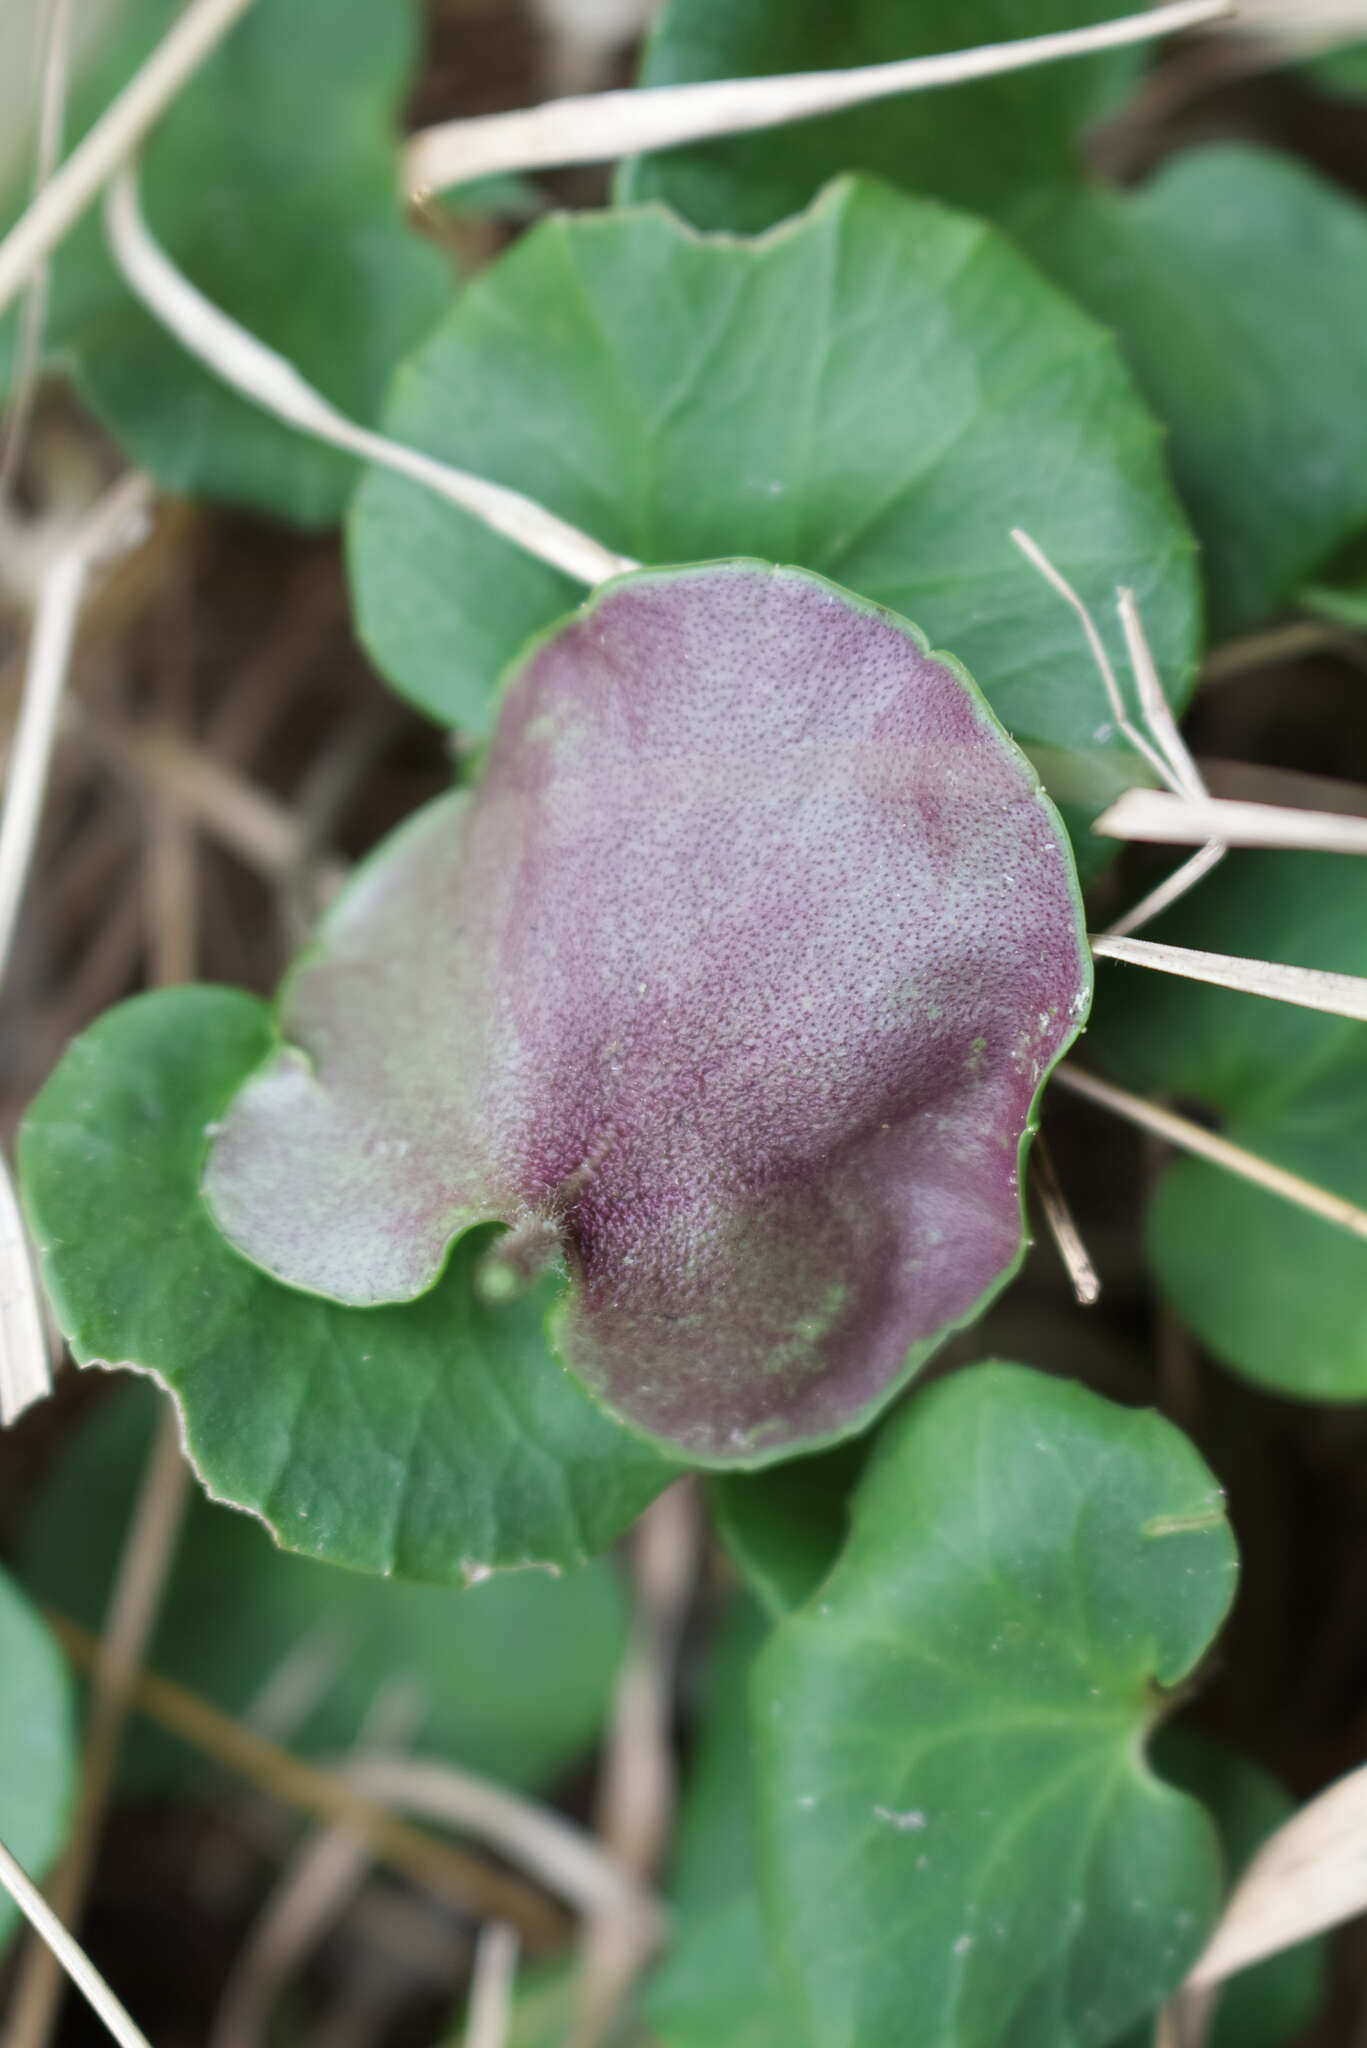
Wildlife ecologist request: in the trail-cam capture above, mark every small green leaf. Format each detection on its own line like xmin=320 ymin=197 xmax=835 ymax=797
xmin=18 ymin=987 xmax=675 ymax=1581
xmin=708 ymin=1439 xmax=868 ymax=1620
xmin=20 ymin=1380 xmax=633 ymax=1794
xmin=1090 ymin=849 xmax=1367 ymax=1400
xmin=616 ymin=0 xmax=1140 ymax=233
xmin=0 ymin=0 xmax=449 ymax=525
xmin=1119 ymin=1730 xmax=1327 ymax=2048
xmin=0 ymin=1570 xmax=76 ymax=1953
xmin=1016 ymin=147 xmax=1367 ymax=637
xmin=755 ymin=1362 xmax=1236 ymax=2048
xmin=348 ymin=174 xmax=1199 ymax=844
xmin=204 ymin=561 xmax=1091 ymax=1464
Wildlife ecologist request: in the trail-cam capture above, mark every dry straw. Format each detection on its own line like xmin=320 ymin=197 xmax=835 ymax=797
xmin=404 ymin=0 xmax=1233 ymax=194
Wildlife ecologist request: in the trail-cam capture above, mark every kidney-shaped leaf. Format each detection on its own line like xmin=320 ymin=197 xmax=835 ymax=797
xmin=205 ymin=562 xmax=1091 ymax=1464
xmin=0 ymin=1570 xmax=76 ymax=1954
xmin=347 ymin=173 xmax=1198 ymax=844
xmin=0 ymin=0 xmax=448 ymax=525
xmin=755 ymin=1362 xmax=1236 ymax=2048
xmin=1090 ymin=850 xmax=1367 ymax=1400
xmin=19 ymin=987 xmax=675 ymax=1580
xmin=617 ymin=0 xmax=1139 ymax=234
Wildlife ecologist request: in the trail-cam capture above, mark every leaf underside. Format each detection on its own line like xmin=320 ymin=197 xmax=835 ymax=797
xmin=206 ymin=561 xmax=1091 ymax=1464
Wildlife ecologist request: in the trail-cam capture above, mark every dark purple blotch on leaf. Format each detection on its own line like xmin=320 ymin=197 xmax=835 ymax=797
xmin=205 ymin=562 xmax=1090 ymax=1462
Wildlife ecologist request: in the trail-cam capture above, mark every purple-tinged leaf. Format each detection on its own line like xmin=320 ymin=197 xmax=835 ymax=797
xmin=206 ymin=562 xmax=1090 ymax=1462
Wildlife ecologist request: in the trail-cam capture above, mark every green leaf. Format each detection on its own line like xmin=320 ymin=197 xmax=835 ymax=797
xmin=204 ymin=560 xmax=1091 ymax=1464
xmin=1016 ymin=146 xmax=1367 ymax=637
xmin=1091 ymin=849 xmax=1367 ymax=1400
xmin=645 ymin=1598 xmax=801 ymax=2048
xmin=754 ymin=1362 xmax=1236 ymax=2048
xmin=0 ymin=0 xmax=449 ymax=525
xmin=347 ymin=174 xmax=1199 ymax=845
xmin=18 ymin=986 xmax=675 ymax=1581
xmin=616 ymin=0 xmax=1140 ymax=234
xmin=1301 ymin=41 xmax=1367 ymax=99
xmin=20 ymin=1380 xmax=632 ymax=1795
xmin=708 ymin=1438 xmax=868 ymax=1621
xmin=612 ymin=0 xmax=1367 ymax=647
xmin=0 ymin=1569 xmax=76 ymax=1953
xmin=1118 ymin=1731 xmax=1326 ymax=2048
xmin=1302 ymin=532 xmax=1367 ymax=629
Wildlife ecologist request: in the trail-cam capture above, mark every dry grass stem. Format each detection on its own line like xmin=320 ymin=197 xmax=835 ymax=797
xmin=105 ymin=164 xmax=635 ymax=591
xmin=0 ymin=1834 xmax=155 ymax=2048
xmin=1010 ymin=529 xmax=1181 ymax=795
xmin=1104 ymin=842 xmax=1228 ymax=940
xmin=6 ymin=1406 xmax=192 ymax=2048
xmin=404 ymin=0 xmax=1230 ymax=193
xmin=1154 ymin=1989 xmax=1218 ymax=2048
xmin=462 ymin=1923 xmax=520 ymax=2048
xmin=1014 ymin=540 xmax=1228 ymax=938
xmin=1100 ymin=587 xmax=1224 ymax=935
xmin=210 ymin=1824 xmax=377 ymax=2048
xmin=1216 ymin=0 xmax=1367 ymax=53
xmin=209 ymin=1691 xmax=425 ymax=2048
xmin=72 ymin=705 xmax=328 ymax=886
xmin=0 ymin=1148 xmax=52 ymax=1425
xmin=1029 ymin=1136 xmax=1102 ymax=1305
xmin=1185 ymin=1757 xmax=1367 ymax=1987
xmin=47 ymin=1611 xmax=571 ymax=1949
xmin=345 ymin=1755 xmax=662 ymax=1937
xmin=1203 ymin=619 xmax=1367 ymax=685
xmin=0 ymin=471 xmax=152 ymax=984
xmin=1096 ymin=786 xmax=1367 ymax=857
xmin=1092 ymin=931 xmax=1367 ymax=1025
xmin=0 ymin=0 xmax=258 ymax=320
xmin=0 ymin=0 xmax=73 ymax=502
xmin=0 ymin=472 xmax=149 ymax=1434
xmin=1117 ymin=588 xmax=1205 ymax=800
xmin=1053 ymin=1065 xmax=1367 ymax=1243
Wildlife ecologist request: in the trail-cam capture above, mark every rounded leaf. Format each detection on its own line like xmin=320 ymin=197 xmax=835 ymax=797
xmin=206 ymin=562 xmax=1091 ymax=1464
xmin=19 ymin=987 xmax=675 ymax=1580
xmin=347 ymin=174 xmax=1198 ymax=849
xmin=755 ymin=1363 xmax=1237 ymax=2048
